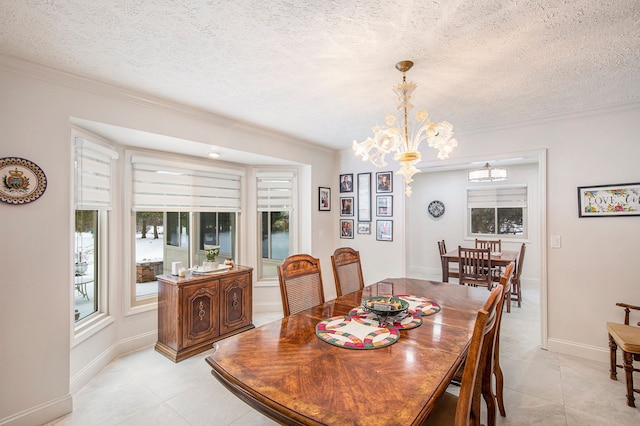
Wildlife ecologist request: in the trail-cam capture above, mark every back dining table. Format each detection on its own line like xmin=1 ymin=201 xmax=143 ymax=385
xmin=205 ymin=277 xmax=490 ymax=425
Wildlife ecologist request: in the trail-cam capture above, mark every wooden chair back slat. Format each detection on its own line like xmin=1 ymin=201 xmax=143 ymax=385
xmin=458 ymin=246 xmax=493 ymax=289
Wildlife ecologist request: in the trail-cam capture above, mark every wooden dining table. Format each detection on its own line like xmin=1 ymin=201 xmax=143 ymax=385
xmin=205 ymin=277 xmax=490 ymax=425
xmin=441 ymin=248 xmax=519 ymax=282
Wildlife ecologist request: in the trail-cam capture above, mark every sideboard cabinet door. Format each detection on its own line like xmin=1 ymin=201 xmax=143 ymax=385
xmin=182 ymin=280 xmax=219 ymax=348
xmin=219 ymin=271 xmax=252 ymax=335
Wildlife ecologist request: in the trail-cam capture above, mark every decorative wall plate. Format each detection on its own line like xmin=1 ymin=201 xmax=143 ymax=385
xmin=428 ymin=200 xmax=445 ymax=218
xmin=0 ymin=157 xmax=47 ymax=204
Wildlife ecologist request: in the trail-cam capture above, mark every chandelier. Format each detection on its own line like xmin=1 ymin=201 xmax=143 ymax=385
xmin=468 ymin=163 xmax=508 ymax=182
xmin=352 ymin=60 xmax=458 ymax=196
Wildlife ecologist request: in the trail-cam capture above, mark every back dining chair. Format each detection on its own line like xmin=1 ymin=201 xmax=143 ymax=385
xmin=331 ymin=247 xmax=365 ymax=297
xmin=277 ymin=254 xmax=325 ymax=317
xmin=475 ymin=239 xmax=503 ymax=280
xmin=458 ymin=246 xmax=493 ymax=290
xmin=475 ymin=238 xmax=502 ymax=253
xmin=606 ymin=302 xmax=640 ymax=407
xmin=425 ymin=285 xmax=503 ymax=425
xmin=510 ymin=243 xmax=526 ymax=308
xmin=438 ymin=240 xmax=459 ymax=282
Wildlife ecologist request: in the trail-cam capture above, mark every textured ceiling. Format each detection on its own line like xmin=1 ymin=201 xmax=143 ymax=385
xmin=1 ymin=0 xmax=640 ymax=153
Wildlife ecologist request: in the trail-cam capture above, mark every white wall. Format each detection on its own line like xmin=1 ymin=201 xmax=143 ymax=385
xmin=460 ymin=108 xmax=640 ymax=362
xmin=0 ymin=57 xmax=338 ymax=425
xmin=405 ymin=163 xmax=540 ymax=284
xmin=336 ymin=156 xmax=407 ymax=294
xmin=2 ymin=52 xmax=639 ymax=424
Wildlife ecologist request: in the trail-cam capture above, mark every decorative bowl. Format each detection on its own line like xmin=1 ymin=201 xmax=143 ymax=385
xmin=362 ymin=296 xmax=409 ymax=316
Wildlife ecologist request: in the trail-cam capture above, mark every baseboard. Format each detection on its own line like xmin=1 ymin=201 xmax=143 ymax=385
xmin=546 ymin=337 xmax=610 ymax=364
xmin=406 ymin=266 xmax=441 ymax=281
xmin=70 ymin=330 xmax=157 ymax=394
xmin=0 ymin=393 xmax=72 ymax=426
xmin=253 ymin=302 xmax=282 ymax=313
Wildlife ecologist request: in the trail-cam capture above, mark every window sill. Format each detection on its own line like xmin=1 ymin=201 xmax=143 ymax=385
xmin=255 ymin=278 xmax=279 ymax=288
xmin=72 ymin=312 xmax=115 ymax=347
xmin=125 ymin=299 xmax=159 ymax=316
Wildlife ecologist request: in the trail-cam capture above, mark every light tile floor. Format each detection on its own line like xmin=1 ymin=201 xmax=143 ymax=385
xmin=50 ymin=285 xmax=640 ymax=426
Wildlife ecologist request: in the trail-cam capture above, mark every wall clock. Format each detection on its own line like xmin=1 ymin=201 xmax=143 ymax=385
xmin=428 ymin=200 xmax=445 ymax=218
xmin=0 ymin=157 xmax=47 ymax=204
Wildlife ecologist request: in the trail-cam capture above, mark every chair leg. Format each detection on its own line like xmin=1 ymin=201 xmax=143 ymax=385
xmin=494 ymin=362 xmax=506 ymax=417
xmin=481 ymin=358 xmax=497 ymax=426
xmin=609 ymin=334 xmax=618 ymax=381
xmin=511 ymin=280 xmax=521 ymax=308
xmin=623 ymin=351 xmax=636 ymax=407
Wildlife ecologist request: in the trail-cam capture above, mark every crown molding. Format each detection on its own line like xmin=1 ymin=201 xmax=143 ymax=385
xmin=0 ymin=54 xmax=333 ymax=154
xmin=457 ymin=100 xmax=640 ymax=137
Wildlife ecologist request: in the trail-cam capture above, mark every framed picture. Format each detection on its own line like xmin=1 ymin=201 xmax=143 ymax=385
xmin=357 ymin=172 xmax=371 ymax=222
xmin=376 ymin=171 xmax=392 ymax=193
xmin=577 ymin=182 xmax=640 ymax=217
xmin=357 ymin=222 xmax=371 ymax=234
xmin=340 ymin=196 xmax=354 ymax=216
xmin=376 ymin=220 xmax=393 ymax=241
xmin=339 ymin=173 xmax=354 ymax=193
xmin=340 ymin=219 xmax=354 ymax=239
xmin=318 ymin=187 xmax=331 ymax=211
xmin=376 ymin=195 xmax=393 ymax=217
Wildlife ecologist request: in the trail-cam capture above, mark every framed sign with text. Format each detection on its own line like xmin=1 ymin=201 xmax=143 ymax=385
xmin=357 ymin=172 xmax=371 ymax=222
xmin=577 ymin=183 xmax=640 ymax=217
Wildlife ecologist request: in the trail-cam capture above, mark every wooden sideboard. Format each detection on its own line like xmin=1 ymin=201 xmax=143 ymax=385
xmin=155 ymin=265 xmax=254 ymax=362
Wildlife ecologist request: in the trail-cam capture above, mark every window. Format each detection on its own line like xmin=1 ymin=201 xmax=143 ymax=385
xmin=467 ymin=185 xmax=527 ymax=238
xmin=74 ymin=210 xmax=99 ymax=321
xmin=257 ymin=171 xmax=295 ymax=279
xmin=73 ymin=136 xmax=117 ymax=326
xmin=261 ymin=211 xmax=289 ymax=257
xmin=166 ymin=211 xmax=188 ymax=247
xmin=130 ymin=154 xmax=242 ymax=306
xmin=134 ymin=211 xmax=237 ymax=301
xmin=198 ymin=212 xmax=236 ymax=261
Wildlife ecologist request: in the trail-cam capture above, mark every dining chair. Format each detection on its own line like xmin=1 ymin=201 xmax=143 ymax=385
xmin=437 ymin=240 xmax=459 ymax=282
xmin=425 ymin=285 xmax=503 ymax=425
xmin=475 ymin=238 xmax=502 ymax=253
xmin=331 ymin=247 xmax=365 ymax=297
xmin=458 ymin=246 xmax=493 ymax=289
xmin=277 ymin=254 xmax=325 ymax=316
xmin=493 ymin=262 xmax=515 ymax=420
xmin=475 ymin=239 xmax=503 ymax=280
xmin=606 ymin=302 xmax=640 ymax=407
xmin=510 ymin=243 xmax=526 ymax=308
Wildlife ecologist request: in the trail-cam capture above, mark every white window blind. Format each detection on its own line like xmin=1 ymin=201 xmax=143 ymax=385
xmin=257 ymin=171 xmax=294 ymax=212
xmin=131 ymin=155 xmax=242 ymax=212
xmin=467 ymin=185 xmax=528 ymax=208
xmin=74 ymin=137 xmax=118 ymax=210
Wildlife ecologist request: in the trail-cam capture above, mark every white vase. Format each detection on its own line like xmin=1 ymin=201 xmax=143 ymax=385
xmin=203 ymin=261 xmax=219 ymax=271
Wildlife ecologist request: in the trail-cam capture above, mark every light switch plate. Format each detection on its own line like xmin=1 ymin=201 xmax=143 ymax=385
xmin=551 ymin=235 xmax=561 ymax=248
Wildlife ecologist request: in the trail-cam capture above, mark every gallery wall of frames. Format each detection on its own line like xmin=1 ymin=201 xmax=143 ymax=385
xmin=331 ymin=171 xmax=394 ymax=242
